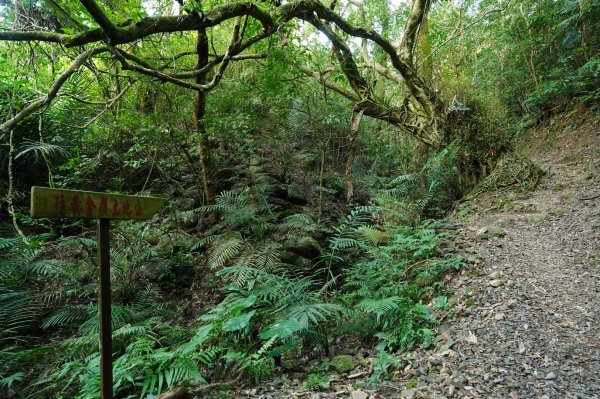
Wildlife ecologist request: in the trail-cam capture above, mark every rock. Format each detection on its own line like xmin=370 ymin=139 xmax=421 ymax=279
xmin=447 ymin=295 xmax=460 ymax=305
xmin=215 ymin=167 xmax=237 ymax=180
xmin=156 ymin=387 xmax=189 ymax=399
xmin=439 ymin=338 xmax=456 ymax=352
xmin=331 ymin=355 xmax=356 ymax=373
xmin=448 ymin=385 xmax=455 ymax=396
xmin=350 ymin=390 xmax=369 ymax=399
xmin=545 ymin=372 xmax=557 ymax=380
xmin=488 ymin=279 xmax=504 ymax=287
xmin=177 ymin=198 xmax=196 ymax=211
xmin=494 ymin=313 xmax=505 ymax=320
xmin=287 ymin=183 xmax=308 ymax=205
xmin=156 ymin=234 xmax=190 ymax=253
xmin=401 ymin=388 xmax=417 ymax=398
xmin=269 ymin=184 xmax=288 ymax=199
xmin=283 ymin=235 xmax=322 ymax=259
xmin=464 ymin=298 xmax=475 ymax=307
xmin=489 ymin=271 xmax=502 ymax=279
xmin=215 ymin=167 xmax=241 ymax=191
xmin=323 ymin=176 xmax=346 ymax=197
xmin=466 ymin=330 xmax=478 ymax=344
xmin=179 ymin=210 xmax=199 ymax=229
xmin=489 ymin=226 xmax=506 ymax=237
xmin=279 ymin=251 xmax=312 ymax=269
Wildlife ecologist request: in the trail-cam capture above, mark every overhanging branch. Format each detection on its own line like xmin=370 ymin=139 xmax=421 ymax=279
xmin=79 ymin=0 xmax=123 ymax=42
xmin=0 ymin=46 xmax=108 ymax=137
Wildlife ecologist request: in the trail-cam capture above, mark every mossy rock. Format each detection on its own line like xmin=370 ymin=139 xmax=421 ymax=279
xmin=287 ymin=183 xmax=308 ymax=205
xmin=489 ymin=226 xmax=506 ymax=238
xmin=156 ymin=234 xmax=190 ymax=253
xmin=415 ymin=272 xmax=437 ymax=287
xmin=323 ymin=176 xmax=346 ymax=198
xmin=178 ymin=209 xmax=199 ymax=229
xmin=283 ymin=235 xmax=322 ymax=259
xmin=331 ymin=355 xmax=355 ymax=373
xmin=279 ymin=251 xmax=312 ymax=270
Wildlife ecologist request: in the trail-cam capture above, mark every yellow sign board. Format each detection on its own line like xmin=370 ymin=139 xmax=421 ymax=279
xmin=30 ymin=186 xmax=166 ymax=220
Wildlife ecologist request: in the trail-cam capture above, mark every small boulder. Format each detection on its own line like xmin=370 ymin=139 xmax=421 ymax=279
xmin=331 ymin=354 xmax=356 ymax=373
xmin=323 ymin=176 xmax=346 ymax=196
xmin=279 ymin=251 xmax=312 ymax=270
xmin=179 ymin=210 xmax=199 ymax=229
xmin=287 ymin=183 xmax=308 ymax=205
xmin=488 ymin=279 xmax=504 ymax=287
xmin=283 ymin=235 xmax=322 ymax=259
xmin=157 ymin=387 xmax=188 ymax=399
xmin=350 ymin=390 xmax=369 ymax=399
xmin=489 ymin=226 xmax=506 ymax=237
xmin=177 ymin=198 xmax=196 ymax=211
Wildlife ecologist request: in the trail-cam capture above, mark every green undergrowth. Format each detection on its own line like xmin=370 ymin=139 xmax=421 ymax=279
xmin=0 ymin=168 xmax=465 ymax=398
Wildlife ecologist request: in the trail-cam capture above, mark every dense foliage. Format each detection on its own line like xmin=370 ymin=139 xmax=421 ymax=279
xmin=0 ymin=0 xmax=597 ymax=397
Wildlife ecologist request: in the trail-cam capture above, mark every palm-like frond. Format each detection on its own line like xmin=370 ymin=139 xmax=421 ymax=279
xmin=285 ymin=302 xmax=342 ymax=328
xmin=15 ymin=140 xmax=69 ymax=162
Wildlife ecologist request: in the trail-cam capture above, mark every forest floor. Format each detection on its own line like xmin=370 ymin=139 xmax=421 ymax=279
xmin=221 ymin=108 xmax=600 ymax=399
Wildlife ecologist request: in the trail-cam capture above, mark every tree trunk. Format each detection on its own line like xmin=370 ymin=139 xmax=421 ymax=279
xmin=413 ymin=9 xmax=433 ymax=170
xmin=194 ymin=28 xmax=215 ymax=204
xmin=344 ymin=109 xmax=364 ymax=202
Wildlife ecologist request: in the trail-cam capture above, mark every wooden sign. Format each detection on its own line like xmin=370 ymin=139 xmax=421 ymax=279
xmin=30 ymin=186 xmax=166 ymax=399
xmin=31 ymin=186 xmax=165 ymax=220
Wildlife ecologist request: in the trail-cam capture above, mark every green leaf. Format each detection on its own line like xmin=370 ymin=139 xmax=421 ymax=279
xmin=267 ymin=338 xmax=301 ymax=357
xmin=259 ymin=318 xmax=303 ymax=339
xmin=222 ymin=310 xmax=256 ymax=332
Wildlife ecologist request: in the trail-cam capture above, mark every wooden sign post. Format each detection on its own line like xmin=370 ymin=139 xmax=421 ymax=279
xmin=30 ymin=186 xmax=166 ymax=399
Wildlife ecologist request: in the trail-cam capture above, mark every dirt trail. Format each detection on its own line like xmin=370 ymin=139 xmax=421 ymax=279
xmin=388 ymin=109 xmax=600 ymax=399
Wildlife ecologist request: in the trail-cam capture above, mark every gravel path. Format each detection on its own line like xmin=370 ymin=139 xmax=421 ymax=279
xmin=391 ymin=112 xmax=600 ymax=399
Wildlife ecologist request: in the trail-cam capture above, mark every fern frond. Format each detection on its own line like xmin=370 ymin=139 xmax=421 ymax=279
xmin=356 ymin=297 xmax=401 ymax=322
xmin=42 ymin=304 xmax=93 ymax=329
xmin=356 ymin=226 xmax=387 ymax=245
xmin=191 ymin=235 xmax=218 ymax=251
xmin=208 ymin=235 xmax=245 ymax=269
xmin=330 ymin=237 xmax=368 ymax=251
xmin=277 ymin=214 xmax=319 ymax=232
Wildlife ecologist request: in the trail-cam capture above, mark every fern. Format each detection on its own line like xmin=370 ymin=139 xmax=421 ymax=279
xmin=208 ymin=235 xmax=245 ymax=269
xmin=356 ymin=297 xmax=401 ymax=322
xmin=191 ymin=234 xmax=218 ymax=251
xmin=277 ymin=214 xmax=319 ymax=232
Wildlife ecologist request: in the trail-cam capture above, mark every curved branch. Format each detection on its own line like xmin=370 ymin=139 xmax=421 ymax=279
xmin=280 ymin=0 xmax=415 ymax=79
xmin=111 ymin=47 xmax=205 ymax=91
xmin=0 ymin=3 xmax=275 ymax=47
xmin=399 ymin=0 xmax=430 ymax=63
xmin=169 ymin=53 xmax=266 ymax=79
xmin=292 ymin=63 xmax=359 ymax=102
xmin=79 ymin=0 xmax=122 ymax=41
xmin=0 ymin=46 xmax=108 ymax=136
xmin=309 ymin=16 xmax=370 ymax=99
xmin=0 ymin=30 xmax=66 ymax=43
xmin=360 ymin=39 xmax=403 ymax=85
